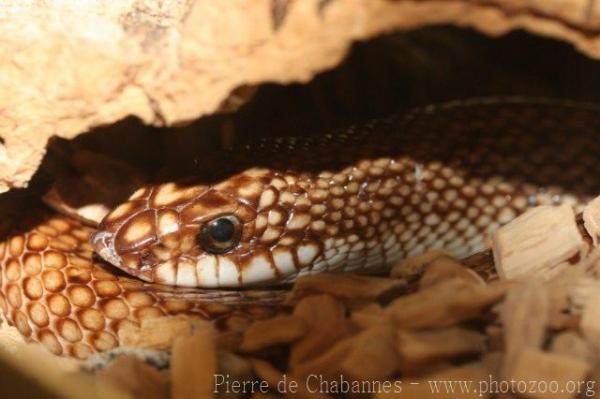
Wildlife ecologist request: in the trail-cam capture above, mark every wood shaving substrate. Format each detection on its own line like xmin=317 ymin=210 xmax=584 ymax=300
xmin=6 ymin=200 xmax=600 ymax=398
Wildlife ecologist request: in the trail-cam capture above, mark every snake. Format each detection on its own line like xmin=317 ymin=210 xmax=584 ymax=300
xmin=1 ymin=98 xmax=600 ymax=359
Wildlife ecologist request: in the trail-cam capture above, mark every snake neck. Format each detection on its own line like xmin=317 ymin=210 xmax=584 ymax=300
xmin=259 ymin=155 xmax=561 ymax=280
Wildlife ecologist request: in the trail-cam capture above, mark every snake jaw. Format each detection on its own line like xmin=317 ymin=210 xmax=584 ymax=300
xmin=90 ymin=230 xmax=122 ymax=267
xmin=91 ymin=229 xmax=157 ymax=283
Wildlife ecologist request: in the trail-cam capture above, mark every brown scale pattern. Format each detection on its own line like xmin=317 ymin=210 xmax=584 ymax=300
xmin=0 ymin=216 xmax=278 ymax=358
xmin=3 ymin=98 xmax=600 ymax=357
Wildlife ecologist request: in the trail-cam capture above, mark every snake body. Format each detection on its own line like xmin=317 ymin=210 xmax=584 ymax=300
xmin=2 ymin=98 xmax=600 ymax=358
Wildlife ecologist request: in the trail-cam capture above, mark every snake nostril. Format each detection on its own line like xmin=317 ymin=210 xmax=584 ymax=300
xmin=139 ymin=250 xmax=158 ymax=269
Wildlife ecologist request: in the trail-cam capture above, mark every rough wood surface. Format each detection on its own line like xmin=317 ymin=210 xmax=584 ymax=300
xmin=510 ymin=349 xmax=591 ymax=399
xmin=2 ymin=0 xmax=600 ymax=191
xmin=583 ymin=196 xmax=600 ymax=245
xmin=500 ymin=282 xmax=549 ymax=379
xmin=170 ymin=327 xmax=217 ymax=399
xmin=492 ymin=205 xmax=587 ymax=280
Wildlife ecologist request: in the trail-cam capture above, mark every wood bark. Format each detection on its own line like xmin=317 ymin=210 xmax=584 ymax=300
xmin=1 ymin=0 xmax=600 ymax=191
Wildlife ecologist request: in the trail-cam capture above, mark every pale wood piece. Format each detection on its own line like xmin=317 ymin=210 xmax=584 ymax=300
xmin=100 ymin=355 xmax=168 ymax=399
xmin=492 ymin=205 xmax=587 ymax=280
xmin=419 ymin=255 xmax=485 ymax=289
xmin=292 ymin=324 xmax=398 ymax=381
xmin=239 ymin=315 xmax=307 ymax=353
xmin=579 ymin=291 xmax=600 ymax=345
xmin=289 ymin=294 xmax=350 ymax=368
xmin=287 ymin=273 xmax=406 ymax=304
xmin=584 ymin=196 xmax=600 ymax=246
xmin=118 ymin=315 xmax=206 ymax=349
xmin=384 ymin=278 xmax=510 ymax=329
xmin=500 ymin=282 xmax=549 ymax=378
xmin=509 ymin=348 xmax=591 ymax=399
xmin=390 ymin=250 xmax=449 ymax=279
xmin=170 ymin=326 xmax=217 ymax=399
xmin=396 ymin=327 xmax=486 ymax=372
xmin=551 ymin=331 xmax=593 ymax=362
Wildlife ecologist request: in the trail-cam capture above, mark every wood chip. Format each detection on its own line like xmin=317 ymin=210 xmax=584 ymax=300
xmin=289 ymin=294 xmax=350 ymax=368
xmin=218 ymin=350 xmax=254 ymax=382
xmin=579 ymin=290 xmax=600 ymax=344
xmin=461 ymin=249 xmax=496 ymax=281
xmin=239 ymin=315 xmax=307 ymax=352
xmin=99 ymin=355 xmax=167 ymax=399
xmin=286 ymin=273 xmax=406 ymax=304
xmin=583 ymin=196 xmax=600 ymax=246
xmin=215 ymin=314 xmax=254 ymax=351
xmin=551 ymin=313 xmax=581 ymax=331
xmin=222 ymin=315 xmax=254 ymax=332
xmin=250 ymin=358 xmax=284 ymax=389
xmin=384 ymin=278 xmax=510 ymax=329
xmin=550 ymin=331 xmax=592 ymax=361
xmin=501 ymin=281 xmax=549 ymax=378
xmin=492 ymin=204 xmax=587 ymax=280
xmin=292 ymin=324 xmax=398 ymax=381
xmin=485 ymin=325 xmax=504 ymax=352
xmin=215 ymin=330 xmax=244 ymax=352
xmin=482 ymin=351 xmax=503 ymax=380
xmin=396 ymin=327 xmax=486 ymax=372
xmin=376 ymin=362 xmax=490 ymax=398
xmin=544 ymin=265 xmax=585 ymax=327
xmin=216 ymin=351 xmax=255 ymax=399
xmin=350 ymin=302 xmax=389 ymax=329
xmin=569 ymin=275 xmax=600 ymax=310
xmin=390 ymin=250 xmax=449 ymax=279
xmin=171 ymin=325 xmax=217 ymax=399
xmin=509 ymin=348 xmax=591 ymax=399
xmin=119 ymin=315 xmax=202 ymax=349
xmin=419 ymin=255 xmax=485 ymax=289
xmin=251 ymin=358 xmax=328 ymax=399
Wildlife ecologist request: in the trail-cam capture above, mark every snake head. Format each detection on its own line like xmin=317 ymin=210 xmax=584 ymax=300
xmin=91 ymin=169 xmax=316 ymax=288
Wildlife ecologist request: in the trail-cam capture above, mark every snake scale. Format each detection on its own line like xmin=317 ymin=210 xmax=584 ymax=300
xmin=1 ymin=98 xmax=600 ymax=358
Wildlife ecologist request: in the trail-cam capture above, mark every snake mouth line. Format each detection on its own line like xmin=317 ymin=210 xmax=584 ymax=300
xmin=90 ymin=230 xmax=123 ymax=267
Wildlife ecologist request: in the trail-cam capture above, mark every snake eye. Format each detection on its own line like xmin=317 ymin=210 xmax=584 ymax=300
xmin=197 ymin=214 xmax=242 ymax=254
